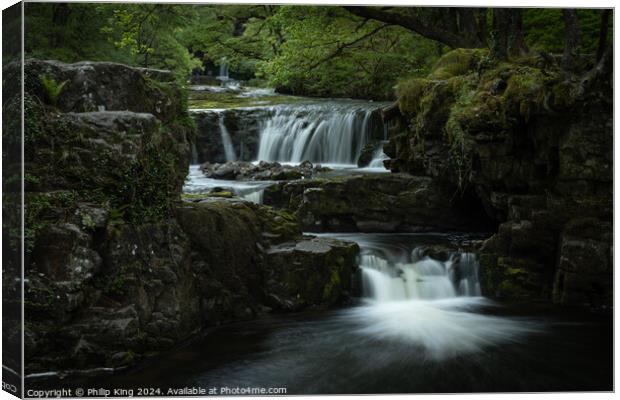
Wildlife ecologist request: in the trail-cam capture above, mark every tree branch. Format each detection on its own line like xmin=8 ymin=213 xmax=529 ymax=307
xmin=308 ymin=23 xmax=390 ymax=70
xmin=342 ymin=6 xmax=475 ymax=48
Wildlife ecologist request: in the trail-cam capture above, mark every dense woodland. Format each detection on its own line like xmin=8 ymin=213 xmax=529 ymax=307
xmin=23 ymin=4 xmax=612 ymax=99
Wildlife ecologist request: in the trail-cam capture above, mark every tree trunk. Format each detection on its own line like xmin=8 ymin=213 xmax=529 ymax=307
xmin=596 ymin=9 xmax=611 ymax=62
xmin=51 ymin=4 xmax=71 ymax=47
xmin=476 ymin=8 xmax=488 ymax=47
xmin=561 ymin=9 xmax=581 ymax=73
xmin=490 ymin=9 xmax=528 ymax=61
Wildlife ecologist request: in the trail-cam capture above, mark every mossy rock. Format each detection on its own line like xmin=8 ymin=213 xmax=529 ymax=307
xmin=429 ymin=48 xmax=489 ymax=80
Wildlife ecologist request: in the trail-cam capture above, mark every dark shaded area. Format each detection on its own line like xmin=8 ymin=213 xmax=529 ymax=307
xmin=2 ymin=3 xmax=24 ymax=398
xmin=27 ymin=302 xmax=612 ymax=394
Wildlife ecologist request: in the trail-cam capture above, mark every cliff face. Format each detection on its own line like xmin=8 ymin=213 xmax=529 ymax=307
xmin=3 ymin=60 xmax=358 ymax=375
xmin=385 ymin=49 xmax=613 ymax=306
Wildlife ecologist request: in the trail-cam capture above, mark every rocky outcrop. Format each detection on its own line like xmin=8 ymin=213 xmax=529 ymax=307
xmin=5 ymin=59 xmax=359 ymax=375
xmin=386 ymin=48 xmax=613 ymax=306
xmin=15 ymin=59 xmax=183 ymax=123
xmin=264 ymin=173 xmax=491 ymax=233
xmin=200 ymin=160 xmax=330 ymax=181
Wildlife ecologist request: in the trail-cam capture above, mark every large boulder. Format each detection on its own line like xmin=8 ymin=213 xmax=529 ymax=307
xmin=264 ymin=237 xmax=359 ymax=310
xmin=175 ymin=199 xmax=359 ymax=316
xmin=10 ymin=59 xmax=184 ymax=124
xmin=264 ymin=173 xmax=490 ymax=232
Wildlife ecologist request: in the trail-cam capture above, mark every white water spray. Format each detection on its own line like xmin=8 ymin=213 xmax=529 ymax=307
xmin=316 ymin=233 xmax=540 ymax=360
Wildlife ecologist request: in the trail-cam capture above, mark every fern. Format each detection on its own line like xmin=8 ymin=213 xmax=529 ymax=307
xmin=39 ymin=74 xmax=68 ymax=106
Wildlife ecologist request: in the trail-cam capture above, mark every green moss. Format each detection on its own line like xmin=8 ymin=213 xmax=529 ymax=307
xmin=502 ymin=66 xmax=549 ymax=119
xmin=188 ymin=90 xmax=309 ymax=110
xmin=208 ymin=191 xmax=234 ymax=198
xmin=98 ymin=264 xmax=130 ymax=297
xmin=395 ymin=78 xmax=430 ymax=115
xmin=429 ymin=48 xmax=489 ymax=80
xmin=322 ymin=266 xmax=342 ymax=302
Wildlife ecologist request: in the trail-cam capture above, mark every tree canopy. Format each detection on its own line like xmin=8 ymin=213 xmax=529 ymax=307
xmin=24 ymin=4 xmax=612 ymax=99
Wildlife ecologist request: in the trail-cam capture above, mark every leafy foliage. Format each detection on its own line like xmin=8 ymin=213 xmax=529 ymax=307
xmin=24 ymin=4 xmax=612 ymax=99
xmin=39 ymin=74 xmax=68 ymax=106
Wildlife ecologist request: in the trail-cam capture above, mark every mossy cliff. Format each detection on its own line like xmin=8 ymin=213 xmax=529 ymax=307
xmin=3 ymin=60 xmax=358 ymax=375
xmin=385 ymin=48 xmax=612 ymax=306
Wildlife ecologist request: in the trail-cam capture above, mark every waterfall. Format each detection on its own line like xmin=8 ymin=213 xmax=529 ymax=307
xmin=217 ymin=57 xmax=229 ymax=81
xmin=360 ymin=247 xmax=482 ymax=302
xmin=368 ymin=142 xmax=388 ymax=168
xmin=456 ymin=253 xmax=482 ymax=296
xmin=241 ymin=189 xmax=264 ymax=204
xmin=256 ymin=103 xmax=381 ymax=165
xmin=218 ymin=114 xmax=236 ymax=162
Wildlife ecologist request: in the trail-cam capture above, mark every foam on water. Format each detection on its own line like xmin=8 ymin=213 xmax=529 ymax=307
xmin=319 ymin=232 xmax=541 ymax=359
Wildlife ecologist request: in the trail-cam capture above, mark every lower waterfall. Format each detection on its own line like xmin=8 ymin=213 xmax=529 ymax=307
xmin=317 ymin=233 xmax=540 ymax=360
xmin=360 ymin=250 xmax=481 ymax=301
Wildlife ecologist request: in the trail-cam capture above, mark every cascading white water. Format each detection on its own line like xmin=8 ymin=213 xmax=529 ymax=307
xmin=368 ymin=142 xmax=389 ymax=168
xmin=360 ymin=249 xmax=481 ymax=302
xmin=256 ymin=103 xmax=380 ymax=165
xmin=241 ymin=189 xmax=264 ymax=204
xmin=217 ymin=57 xmax=229 ymax=81
xmin=218 ymin=114 xmax=236 ymax=162
xmin=314 ymin=232 xmax=540 ymax=360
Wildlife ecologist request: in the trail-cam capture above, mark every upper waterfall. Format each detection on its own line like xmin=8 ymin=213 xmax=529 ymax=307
xmin=256 ymin=102 xmax=383 ymax=165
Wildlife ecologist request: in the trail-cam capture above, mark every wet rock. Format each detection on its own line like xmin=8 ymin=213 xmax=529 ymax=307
xmin=200 ymin=160 xmax=330 ymax=181
xmin=553 ymin=218 xmax=612 ymax=306
xmin=264 ymin=236 xmax=359 ymax=310
xmin=265 ymin=173 xmax=488 ymax=232
xmin=357 ymin=141 xmax=378 ymax=167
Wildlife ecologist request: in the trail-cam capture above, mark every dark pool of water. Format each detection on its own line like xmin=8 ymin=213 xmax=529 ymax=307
xmin=29 ymin=301 xmax=612 ymax=395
